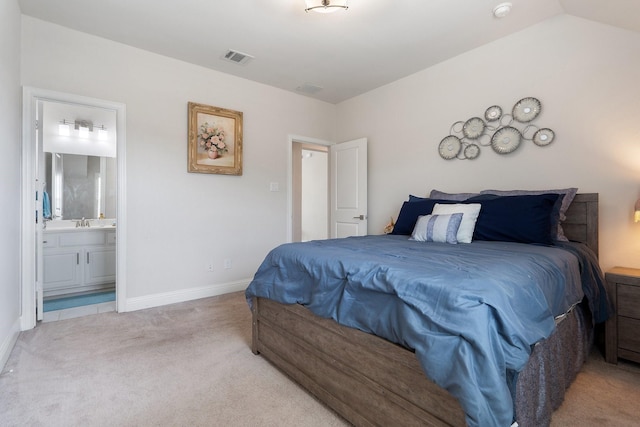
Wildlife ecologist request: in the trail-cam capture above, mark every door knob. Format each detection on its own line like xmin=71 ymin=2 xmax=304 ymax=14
xmin=353 ymin=215 xmax=366 ymax=220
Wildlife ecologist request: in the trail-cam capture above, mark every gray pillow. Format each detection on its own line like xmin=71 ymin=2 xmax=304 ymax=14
xmin=429 ymin=189 xmax=480 ymax=201
xmin=478 ymin=188 xmax=578 ymax=241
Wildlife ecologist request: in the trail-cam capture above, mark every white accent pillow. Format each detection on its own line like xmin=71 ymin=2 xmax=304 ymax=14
xmin=411 ymin=213 xmax=463 ymax=244
xmin=432 ymin=203 xmax=481 ymax=243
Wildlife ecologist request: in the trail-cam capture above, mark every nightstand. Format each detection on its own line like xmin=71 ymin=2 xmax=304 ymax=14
xmin=605 ymin=267 xmax=640 ymax=364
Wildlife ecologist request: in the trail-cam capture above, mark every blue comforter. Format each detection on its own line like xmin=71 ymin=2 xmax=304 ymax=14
xmin=245 ymin=235 xmax=592 ymax=426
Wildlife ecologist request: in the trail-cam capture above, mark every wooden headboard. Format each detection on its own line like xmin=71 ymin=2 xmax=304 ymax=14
xmin=563 ymin=193 xmax=599 ymax=257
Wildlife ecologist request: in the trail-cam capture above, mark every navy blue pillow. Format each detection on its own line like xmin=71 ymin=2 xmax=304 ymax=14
xmin=469 ymin=193 xmax=565 ymax=240
xmin=466 ymin=194 xmax=560 ymax=244
xmin=391 ymin=199 xmax=454 ymax=235
xmin=408 ymin=194 xmax=428 ymax=202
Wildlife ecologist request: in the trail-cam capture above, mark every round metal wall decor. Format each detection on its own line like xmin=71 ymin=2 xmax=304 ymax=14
xmin=462 ymin=117 xmax=486 ymax=139
xmin=533 ymin=128 xmax=555 ymax=146
xmin=491 ymin=126 xmax=521 ymax=154
xmin=464 ymin=144 xmax=480 ymax=159
xmin=512 ymin=97 xmax=541 ymax=122
xmin=439 ymin=135 xmax=462 ymax=159
xmin=437 ymin=97 xmax=553 ymax=160
xmin=484 ymin=105 xmax=502 ymax=122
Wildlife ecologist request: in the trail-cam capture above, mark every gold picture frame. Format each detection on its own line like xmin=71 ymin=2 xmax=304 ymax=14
xmin=188 ymin=102 xmax=243 ymax=175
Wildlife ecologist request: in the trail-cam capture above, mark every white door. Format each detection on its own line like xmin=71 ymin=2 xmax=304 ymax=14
xmin=330 ymin=138 xmax=368 ymax=238
xmin=36 ymin=100 xmax=45 ymax=320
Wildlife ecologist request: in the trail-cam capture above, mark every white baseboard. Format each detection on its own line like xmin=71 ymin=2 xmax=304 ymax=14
xmin=0 ymin=318 xmax=21 ymax=372
xmin=122 ymin=279 xmax=250 ymax=312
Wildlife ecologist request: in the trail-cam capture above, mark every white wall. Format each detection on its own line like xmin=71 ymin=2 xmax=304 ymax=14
xmin=16 ymin=12 xmax=640 ymax=315
xmin=0 ymin=0 xmax=23 ymax=369
xmin=21 ymin=16 xmax=336 ymax=307
xmin=336 ymin=14 xmax=640 ymax=272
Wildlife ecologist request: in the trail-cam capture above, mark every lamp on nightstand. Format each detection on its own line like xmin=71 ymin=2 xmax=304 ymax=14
xmin=635 ymin=199 xmax=640 ymax=222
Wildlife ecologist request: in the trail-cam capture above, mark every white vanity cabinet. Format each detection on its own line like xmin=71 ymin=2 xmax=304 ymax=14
xmin=43 ymin=228 xmax=116 ymax=297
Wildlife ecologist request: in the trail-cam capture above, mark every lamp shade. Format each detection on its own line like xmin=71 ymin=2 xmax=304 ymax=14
xmin=305 ymin=0 xmax=348 ymax=13
xmin=635 ymin=199 xmax=640 ymax=222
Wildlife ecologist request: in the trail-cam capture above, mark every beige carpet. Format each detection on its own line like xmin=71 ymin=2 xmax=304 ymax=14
xmin=1 ymin=291 xmax=639 ymax=427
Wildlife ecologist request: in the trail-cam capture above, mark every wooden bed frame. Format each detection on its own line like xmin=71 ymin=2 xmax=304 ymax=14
xmin=251 ymin=193 xmax=599 ymax=426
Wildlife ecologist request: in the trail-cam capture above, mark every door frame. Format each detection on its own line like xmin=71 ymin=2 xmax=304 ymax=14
xmin=287 ymin=135 xmax=333 ymax=243
xmin=20 ymin=87 xmax=127 ymax=330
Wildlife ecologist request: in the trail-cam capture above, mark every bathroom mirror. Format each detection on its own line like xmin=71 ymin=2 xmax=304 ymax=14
xmin=44 ymin=153 xmax=117 ymax=220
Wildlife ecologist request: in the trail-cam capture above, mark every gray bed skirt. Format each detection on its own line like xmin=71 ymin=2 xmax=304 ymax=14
xmin=515 ymin=302 xmax=593 ymax=426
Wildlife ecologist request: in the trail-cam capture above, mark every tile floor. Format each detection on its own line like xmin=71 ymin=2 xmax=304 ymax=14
xmin=42 ymin=300 xmax=116 ymax=322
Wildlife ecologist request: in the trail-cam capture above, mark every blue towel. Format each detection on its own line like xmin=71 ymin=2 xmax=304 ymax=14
xmin=43 ymin=190 xmax=52 ymax=219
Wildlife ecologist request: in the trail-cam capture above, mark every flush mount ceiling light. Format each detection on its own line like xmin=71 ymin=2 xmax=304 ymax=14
xmin=493 ymin=2 xmax=512 ymax=18
xmin=305 ymin=0 xmax=348 ymax=14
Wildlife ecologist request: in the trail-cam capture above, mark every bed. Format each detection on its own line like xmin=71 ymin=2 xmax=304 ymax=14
xmin=246 ymin=192 xmax=608 ymax=427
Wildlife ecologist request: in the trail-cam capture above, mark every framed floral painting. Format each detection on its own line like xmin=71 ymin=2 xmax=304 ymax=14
xmin=188 ymin=102 xmax=243 ymax=175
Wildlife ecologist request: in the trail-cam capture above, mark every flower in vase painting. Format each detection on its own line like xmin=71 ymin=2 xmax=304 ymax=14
xmin=198 ymin=122 xmax=228 ymax=155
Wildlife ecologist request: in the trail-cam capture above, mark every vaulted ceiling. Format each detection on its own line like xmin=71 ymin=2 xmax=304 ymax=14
xmin=19 ymin=0 xmax=640 ymax=104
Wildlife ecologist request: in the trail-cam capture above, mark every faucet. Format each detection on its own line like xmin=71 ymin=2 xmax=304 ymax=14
xmin=75 ymin=218 xmax=90 ymax=228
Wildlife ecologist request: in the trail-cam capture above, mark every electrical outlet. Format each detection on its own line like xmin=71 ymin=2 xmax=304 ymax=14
xmin=207 ymin=263 xmax=214 ymax=272
xmin=224 ymin=258 xmax=232 ymax=269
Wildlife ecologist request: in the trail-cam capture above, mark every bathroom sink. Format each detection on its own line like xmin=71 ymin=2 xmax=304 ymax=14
xmin=44 ymin=220 xmax=116 ymax=231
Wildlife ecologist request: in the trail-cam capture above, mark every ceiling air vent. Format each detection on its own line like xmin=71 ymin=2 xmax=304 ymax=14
xmin=222 ymin=49 xmax=254 ymax=65
xmin=296 ymin=83 xmax=323 ymax=94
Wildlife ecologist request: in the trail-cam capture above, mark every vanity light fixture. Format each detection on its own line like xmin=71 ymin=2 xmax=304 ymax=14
xmin=305 ymin=0 xmax=348 ymax=13
xmin=634 ymin=199 xmax=640 ymax=222
xmin=78 ymin=125 xmax=89 ymax=138
xmin=74 ymin=120 xmax=93 ymax=138
xmin=58 ymin=120 xmax=71 ymax=136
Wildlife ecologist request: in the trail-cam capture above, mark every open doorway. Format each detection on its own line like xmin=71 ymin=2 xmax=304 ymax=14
xmin=288 ymin=136 xmax=368 ymax=243
xmin=292 ymin=141 xmax=329 ymax=242
xmin=21 ymin=88 xmax=127 ymax=330
xmin=39 ymin=100 xmax=117 ymax=322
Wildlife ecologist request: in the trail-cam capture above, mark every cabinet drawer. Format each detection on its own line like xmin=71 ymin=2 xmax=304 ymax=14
xmin=618 ymin=284 xmax=640 ymax=319
xmin=42 ymin=235 xmax=58 ymax=248
xmin=59 ymin=231 xmax=106 ymax=247
xmin=619 ymin=316 xmax=640 ymax=353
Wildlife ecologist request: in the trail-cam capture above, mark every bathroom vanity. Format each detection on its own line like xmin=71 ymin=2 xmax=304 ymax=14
xmin=43 ymin=225 xmax=116 ymax=298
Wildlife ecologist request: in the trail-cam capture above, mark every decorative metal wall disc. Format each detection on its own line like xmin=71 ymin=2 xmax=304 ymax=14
xmin=464 ymin=144 xmax=480 ymax=159
xmin=491 ymin=126 xmax=521 ymax=154
xmin=462 ymin=117 xmax=485 ymax=139
xmin=484 ymin=106 xmax=502 ymax=122
xmin=512 ymin=97 xmax=541 ymax=122
xmin=533 ymin=128 xmax=555 ymax=146
xmin=438 ymin=97 xmax=551 ymax=160
xmin=439 ymin=135 xmax=462 ymax=159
